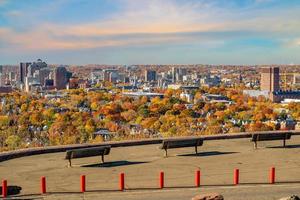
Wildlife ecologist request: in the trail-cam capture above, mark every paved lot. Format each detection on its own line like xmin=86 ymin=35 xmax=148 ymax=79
xmin=1 ymin=136 xmax=300 ymax=199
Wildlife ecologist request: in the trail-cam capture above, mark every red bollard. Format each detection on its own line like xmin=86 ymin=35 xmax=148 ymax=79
xmin=41 ymin=176 xmax=46 ymax=194
xmin=119 ymin=173 xmax=125 ymax=191
xmin=234 ymin=169 xmax=239 ymax=185
xmin=80 ymin=175 xmax=86 ymax=193
xmin=2 ymin=180 xmax=7 ymax=198
xmin=159 ymin=171 xmax=164 ymax=189
xmin=270 ymin=167 xmax=275 ymax=184
xmin=195 ymin=170 xmax=200 ymax=187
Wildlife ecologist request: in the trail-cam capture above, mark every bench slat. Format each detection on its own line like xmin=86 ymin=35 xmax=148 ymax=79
xmin=160 ymin=138 xmax=203 ymax=149
xmin=251 ymin=133 xmax=291 ymax=142
xmin=65 ymin=146 xmax=111 ymax=160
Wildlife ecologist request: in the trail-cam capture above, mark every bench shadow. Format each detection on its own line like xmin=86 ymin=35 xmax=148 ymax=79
xmin=0 ymin=185 xmax=22 ymax=195
xmin=267 ymin=144 xmax=300 ymax=149
xmin=177 ymin=151 xmax=238 ymax=157
xmin=81 ymin=160 xmax=148 ymax=168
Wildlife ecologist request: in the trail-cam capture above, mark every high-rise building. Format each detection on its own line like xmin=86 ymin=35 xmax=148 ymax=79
xmin=103 ymin=69 xmax=118 ymax=83
xmin=109 ymin=71 xmax=119 ymax=83
xmin=54 ymin=66 xmax=68 ymax=90
xmin=145 ymin=70 xmax=157 ymax=82
xmin=172 ymin=67 xmax=179 ymax=83
xmin=39 ymin=68 xmax=52 ymax=86
xmin=8 ymin=72 xmax=15 ymax=82
xmin=177 ymin=68 xmax=187 ymax=82
xmin=19 ymin=62 xmax=31 ymax=83
xmin=260 ymin=67 xmax=280 ymax=92
xmin=27 ymin=59 xmax=47 ymax=77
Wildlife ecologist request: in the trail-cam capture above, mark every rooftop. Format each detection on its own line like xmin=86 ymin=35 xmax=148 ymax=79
xmin=1 ymin=135 xmax=300 ymax=199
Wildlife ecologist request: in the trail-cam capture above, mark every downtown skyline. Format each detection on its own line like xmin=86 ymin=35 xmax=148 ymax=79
xmin=0 ymin=0 xmax=300 ymax=65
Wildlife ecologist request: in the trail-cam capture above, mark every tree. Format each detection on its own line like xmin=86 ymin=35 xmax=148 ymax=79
xmin=5 ymin=135 xmax=21 ymax=150
xmin=29 ymin=112 xmax=43 ymax=126
xmin=121 ymin=110 xmax=137 ymax=122
xmin=85 ymin=119 xmax=96 ymax=134
xmin=0 ymin=115 xmax=10 ymax=127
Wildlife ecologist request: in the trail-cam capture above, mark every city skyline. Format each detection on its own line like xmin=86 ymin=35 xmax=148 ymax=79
xmin=1 ymin=0 xmax=300 ymax=65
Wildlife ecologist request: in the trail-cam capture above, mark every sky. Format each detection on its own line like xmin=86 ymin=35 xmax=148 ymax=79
xmin=0 ymin=0 xmax=300 ymax=65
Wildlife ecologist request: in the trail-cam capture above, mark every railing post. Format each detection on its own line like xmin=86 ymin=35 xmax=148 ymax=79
xmin=119 ymin=173 xmax=125 ymax=191
xmin=270 ymin=167 xmax=275 ymax=184
xmin=159 ymin=171 xmax=164 ymax=189
xmin=234 ymin=169 xmax=239 ymax=185
xmin=80 ymin=175 xmax=86 ymax=192
xmin=2 ymin=180 xmax=7 ymax=198
xmin=41 ymin=176 xmax=46 ymax=194
xmin=195 ymin=170 xmax=200 ymax=187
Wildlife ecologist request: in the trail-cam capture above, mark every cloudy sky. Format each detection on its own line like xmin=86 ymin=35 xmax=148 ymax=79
xmin=0 ymin=0 xmax=300 ymax=65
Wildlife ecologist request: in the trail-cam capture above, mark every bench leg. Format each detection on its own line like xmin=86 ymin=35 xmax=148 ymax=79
xmin=68 ymin=159 xmax=72 ymax=167
xmin=195 ymin=146 xmax=198 ymax=155
xmin=254 ymin=141 xmax=257 ymax=149
xmin=283 ymin=139 xmax=286 ymax=148
xmin=164 ymin=149 xmax=168 ymax=158
xmin=101 ymin=154 xmax=104 ymax=163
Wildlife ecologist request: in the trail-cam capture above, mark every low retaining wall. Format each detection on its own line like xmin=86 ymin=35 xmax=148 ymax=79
xmin=0 ymin=130 xmax=299 ymax=162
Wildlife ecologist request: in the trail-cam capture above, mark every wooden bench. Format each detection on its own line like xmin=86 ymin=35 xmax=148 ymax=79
xmin=160 ymin=138 xmax=203 ymax=157
xmin=251 ymin=132 xmax=292 ymax=149
xmin=65 ymin=145 xmax=111 ymax=167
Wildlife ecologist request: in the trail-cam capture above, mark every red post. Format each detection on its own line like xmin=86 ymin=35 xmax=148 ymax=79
xmin=41 ymin=176 xmax=46 ymax=194
xmin=119 ymin=173 xmax=125 ymax=191
xmin=270 ymin=167 xmax=275 ymax=184
xmin=195 ymin=170 xmax=200 ymax=187
xmin=159 ymin=171 xmax=164 ymax=189
xmin=234 ymin=169 xmax=239 ymax=185
xmin=2 ymin=180 xmax=7 ymax=198
xmin=80 ymin=175 xmax=86 ymax=192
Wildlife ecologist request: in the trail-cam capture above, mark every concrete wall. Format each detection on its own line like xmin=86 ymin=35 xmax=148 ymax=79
xmin=0 ymin=130 xmax=299 ymax=162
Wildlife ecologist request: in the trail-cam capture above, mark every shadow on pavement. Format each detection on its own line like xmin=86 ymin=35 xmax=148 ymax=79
xmin=267 ymin=144 xmax=300 ymax=149
xmin=0 ymin=185 xmax=22 ymax=195
xmin=81 ymin=160 xmax=148 ymax=168
xmin=178 ymin=151 xmax=238 ymax=157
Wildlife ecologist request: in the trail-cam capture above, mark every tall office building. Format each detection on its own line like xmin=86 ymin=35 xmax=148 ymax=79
xmin=172 ymin=67 xmax=187 ymax=83
xmin=103 ymin=69 xmax=118 ymax=82
xmin=38 ymin=68 xmax=52 ymax=86
xmin=171 ymin=67 xmax=179 ymax=83
xmin=176 ymin=68 xmax=187 ymax=82
xmin=260 ymin=67 xmax=280 ymax=92
xmin=109 ymin=71 xmax=119 ymax=83
xmin=54 ymin=66 xmax=68 ymax=90
xmin=27 ymin=59 xmax=47 ymax=77
xmin=145 ymin=70 xmax=157 ymax=82
xmin=8 ymin=72 xmax=15 ymax=82
xmin=19 ymin=62 xmax=31 ymax=83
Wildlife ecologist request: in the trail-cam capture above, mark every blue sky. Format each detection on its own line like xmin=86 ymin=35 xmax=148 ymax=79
xmin=0 ymin=0 xmax=300 ymax=65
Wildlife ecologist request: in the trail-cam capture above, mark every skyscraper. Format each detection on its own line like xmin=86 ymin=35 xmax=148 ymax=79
xmin=54 ymin=66 xmax=68 ymax=90
xmin=145 ymin=70 xmax=157 ymax=82
xmin=27 ymin=59 xmax=47 ymax=77
xmin=260 ymin=67 xmax=280 ymax=92
xmin=19 ymin=62 xmax=31 ymax=83
xmin=172 ymin=67 xmax=179 ymax=83
xmin=8 ymin=72 xmax=15 ymax=82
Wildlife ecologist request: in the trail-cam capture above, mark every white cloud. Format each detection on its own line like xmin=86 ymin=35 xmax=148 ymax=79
xmin=1 ymin=0 xmax=300 ymax=52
